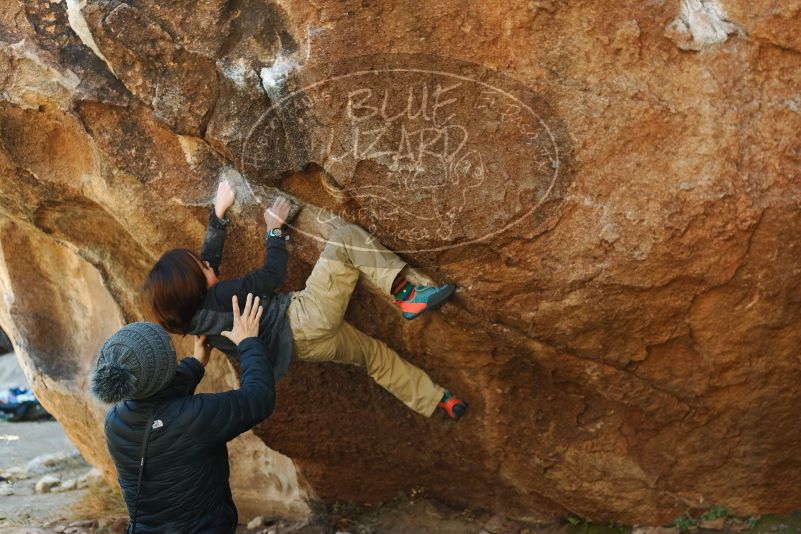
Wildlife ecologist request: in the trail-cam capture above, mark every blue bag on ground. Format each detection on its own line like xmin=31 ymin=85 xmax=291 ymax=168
xmin=0 ymin=387 xmax=52 ymax=422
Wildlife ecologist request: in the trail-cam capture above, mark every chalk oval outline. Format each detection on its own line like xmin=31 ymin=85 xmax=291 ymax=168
xmin=242 ymin=63 xmax=561 ymax=254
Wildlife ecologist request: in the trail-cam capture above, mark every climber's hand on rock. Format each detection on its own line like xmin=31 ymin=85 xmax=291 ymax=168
xmin=214 ymin=180 xmax=236 ymax=219
xmin=264 ymin=197 xmax=291 ymax=231
xmin=221 ymin=293 xmax=263 ymax=346
xmin=193 ymin=335 xmax=213 ymax=368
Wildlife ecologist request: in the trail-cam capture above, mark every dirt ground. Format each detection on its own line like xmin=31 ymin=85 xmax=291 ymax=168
xmin=0 ymin=352 xmax=94 ymax=529
xmin=0 ymin=420 xmax=89 ymax=526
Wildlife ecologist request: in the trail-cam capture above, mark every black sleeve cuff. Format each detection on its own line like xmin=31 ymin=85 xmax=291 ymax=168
xmin=237 ymin=337 xmax=266 ymax=356
xmin=265 ymin=235 xmax=287 ymax=249
xmin=209 ymin=209 xmax=230 ymax=229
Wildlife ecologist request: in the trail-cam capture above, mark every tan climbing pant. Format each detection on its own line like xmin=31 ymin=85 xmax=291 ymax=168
xmin=287 ymin=224 xmax=445 ymax=417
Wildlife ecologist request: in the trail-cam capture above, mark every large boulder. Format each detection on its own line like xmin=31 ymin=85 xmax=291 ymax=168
xmin=0 ymin=0 xmax=800 ymax=525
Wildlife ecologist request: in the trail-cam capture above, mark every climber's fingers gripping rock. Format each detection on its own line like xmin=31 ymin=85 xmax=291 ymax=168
xmin=265 ymin=197 xmax=291 ymax=231
xmin=214 ymin=180 xmax=236 ymax=219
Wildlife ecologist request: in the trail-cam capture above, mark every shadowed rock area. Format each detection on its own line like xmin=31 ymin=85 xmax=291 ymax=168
xmin=0 ymin=0 xmax=800 ymax=526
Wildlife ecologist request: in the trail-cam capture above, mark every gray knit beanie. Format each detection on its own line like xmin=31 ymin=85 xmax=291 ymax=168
xmin=91 ymin=322 xmax=177 ymax=404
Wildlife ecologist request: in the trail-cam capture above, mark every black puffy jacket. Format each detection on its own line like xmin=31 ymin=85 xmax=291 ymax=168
xmin=104 ymin=337 xmax=275 ymax=533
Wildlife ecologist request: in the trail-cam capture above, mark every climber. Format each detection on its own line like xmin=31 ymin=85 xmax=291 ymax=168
xmin=91 ymin=293 xmax=273 ymax=533
xmin=142 ymin=180 xmax=467 ymax=419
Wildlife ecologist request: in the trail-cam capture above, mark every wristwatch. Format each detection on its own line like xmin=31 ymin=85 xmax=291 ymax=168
xmin=267 ymin=227 xmax=284 ymax=239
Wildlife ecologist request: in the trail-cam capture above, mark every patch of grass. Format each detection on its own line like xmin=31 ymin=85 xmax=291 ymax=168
xmin=672 ymin=513 xmax=696 ymax=532
xmin=698 ymin=504 xmax=731 ymax=522
xmin=72 ymin=479 xmax=127 ymax=520
xmin=673 ymin=504 xmax=732 ymax=532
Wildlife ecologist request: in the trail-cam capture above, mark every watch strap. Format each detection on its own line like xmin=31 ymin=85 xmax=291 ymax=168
xmin=266 ymin=228 xmax=288 ymax=240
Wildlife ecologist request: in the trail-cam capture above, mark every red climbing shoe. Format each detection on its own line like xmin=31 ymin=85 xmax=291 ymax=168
xmin=438 ymin=391 xmax=467 ymax=420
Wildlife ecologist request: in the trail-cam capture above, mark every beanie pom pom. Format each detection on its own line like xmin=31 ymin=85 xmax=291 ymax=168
xmin=92 ymin=361 xmax=137 ymax=404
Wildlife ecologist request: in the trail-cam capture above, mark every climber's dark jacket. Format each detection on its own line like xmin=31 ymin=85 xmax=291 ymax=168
xmin=104 ymin=337 xmax=275 ymax=534
xmin=190 ymin=210 xmax=293 ymax=380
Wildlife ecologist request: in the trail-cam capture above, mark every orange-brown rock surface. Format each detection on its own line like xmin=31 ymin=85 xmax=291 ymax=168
xmin=1 ymin=0 xmax=800 ymax=526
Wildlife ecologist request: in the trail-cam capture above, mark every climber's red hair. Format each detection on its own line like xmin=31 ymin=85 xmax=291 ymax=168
xmin=142 ymin=249 xmax=208 ymax=335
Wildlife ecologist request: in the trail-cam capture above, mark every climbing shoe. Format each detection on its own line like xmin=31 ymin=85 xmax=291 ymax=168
xmin=394 ymin=282 xmax=456 ymax=320
xmin=438 ymin=391 xmax=467 ymax=420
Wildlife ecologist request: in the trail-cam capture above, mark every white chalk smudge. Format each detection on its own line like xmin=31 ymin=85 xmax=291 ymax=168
xmin=218 ymin=58 xmax=257 ymax=90
xmin=259 ymin=56 xmax=298 ymax=92
xmin=215 ymin=168 xmax=302 ymax=223
xmin=216 ymin=167 xmax=260 ymax=214
xmin=665 ymin=0 xmax=742 ymax=51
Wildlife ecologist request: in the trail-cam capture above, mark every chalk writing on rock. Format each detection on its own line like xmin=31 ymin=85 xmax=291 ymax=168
xmin=242 ymin=54 xmax=572 ymax=257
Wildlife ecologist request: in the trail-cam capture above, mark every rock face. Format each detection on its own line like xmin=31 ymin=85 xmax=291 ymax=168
xmin=0 ymin=327 xmax=11 ymax=353
xmin=1 ymin=0 xmax=800 ymax=526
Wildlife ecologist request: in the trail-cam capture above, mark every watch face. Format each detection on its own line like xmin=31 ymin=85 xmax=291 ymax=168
xmin=270 ymin=228 xmax=283 ymax=237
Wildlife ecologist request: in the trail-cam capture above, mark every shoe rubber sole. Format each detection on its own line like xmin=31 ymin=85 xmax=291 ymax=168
xmin=450 ymin=401 xmax=468 ymax=420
